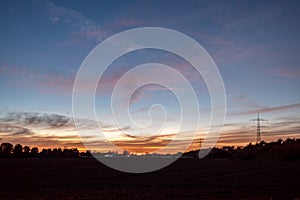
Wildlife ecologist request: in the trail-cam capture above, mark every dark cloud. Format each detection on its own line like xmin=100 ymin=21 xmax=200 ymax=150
xmin=0 ymin=124 xmax=35 ymax=136
xmin=0 ymin=111 xmax=125 ymax=149
xmin=102 ymin=126 xmax=131 ymax=133
xmin=0 ymin=111 xmax=134 ymax=137
xmin=122 ymin=132 xmax=139 ymax=139
xmin=2 ymin=112 xmax=72 ymax=129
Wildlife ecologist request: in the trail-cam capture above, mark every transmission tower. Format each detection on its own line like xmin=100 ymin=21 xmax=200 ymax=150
xmin=249 ymin=113 xmax=268 ymax=143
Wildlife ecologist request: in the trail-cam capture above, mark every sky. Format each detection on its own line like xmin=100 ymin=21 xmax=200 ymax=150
xmin=0 ymin=0 xmax=300 ymax=153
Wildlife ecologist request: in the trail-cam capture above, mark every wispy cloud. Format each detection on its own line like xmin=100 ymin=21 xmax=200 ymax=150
xmin=0 ymin=111 xmax=98 ymax=149
xmin=0 ymin=110 xmax=196 ymax=153
xmin=0 ymin=65 xmax=75 ymax=95
xmin=112 ymin=133 xmax=177 ymax=153
xmin=0 ymin=124 xmax=34 ymax=136
xmin=102 ymin=126 xmax=131 ymax=133
xmin=0 ymin=111 xmax=104 ymax=131
xmin=1 ymin=110 xmax=300 ymax=152
xmin=273 ymin=68 xmax=300 ymax=79
xmin=230 ymin=103 xmax=300 ymax=116
xmin=43 ymin=0 xmax=105 ymax=42
xmin=232 ymin=95 xmax=267 ymax=110
xmin=2 ymin=112 xmax=72 ymax=129
xmin=0 ymin=63 xmax=186 ymax=100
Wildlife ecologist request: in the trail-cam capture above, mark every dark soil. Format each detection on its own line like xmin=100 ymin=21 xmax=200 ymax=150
xmin=0 ymin=158 xmax=299 ymax=199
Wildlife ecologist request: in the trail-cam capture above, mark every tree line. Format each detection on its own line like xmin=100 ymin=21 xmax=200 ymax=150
xmin=1 ymin=138 xmax=300 ymax=159
xmin=0 ymin=143 xmax=91 ymax=158
xmin=183 ymin=138 xmax=300 ymax=160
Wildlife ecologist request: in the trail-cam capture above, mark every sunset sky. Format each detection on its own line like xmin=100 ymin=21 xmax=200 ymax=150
xmin=0 ymin=0 xmax=300 ymax=153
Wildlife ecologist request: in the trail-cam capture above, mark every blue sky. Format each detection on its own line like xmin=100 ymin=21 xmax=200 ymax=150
xmin=0 ymin=0 xmax=300 ymax=152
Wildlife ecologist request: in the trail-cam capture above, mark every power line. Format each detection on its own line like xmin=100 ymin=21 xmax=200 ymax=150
xmin=249 ymin=112 xmax=268 ymax=143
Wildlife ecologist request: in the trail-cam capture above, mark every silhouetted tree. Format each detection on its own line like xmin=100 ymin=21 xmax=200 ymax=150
xmin=0 ymin=143 xmax=13 ymax=157
xmin=52 ymin=148 xmax=58 ymax=157
xmin=13 ymin=144 xmax=23 ymax=157
xmin=40 ymin=149 xmax=48 ymax=157
xmin=23 ymin=146 xmax=30 ymax=157
xmin=0 ymin=137 xmax=297 ymax=160
xmin=244 ymin=142 xmax=254 ymax=149
xmin=123 ymin=150 xmax=129 ymax=156
xmin=85 ymin=150 xmax=92 ymax=157
xmin=62 ymin=148 xmax=79 ymax=157
xmin=71 ymin=148 xmax=79 ymax=157
xmin=58 ymin=148 xmax=62 ymax=157
xmin=31 ymin=147 xmax=39 ymax=157
xmin=259 ymin=140 xmax=266 ymax=148
xmin=284 ymin=138 xmax=295 ymax=144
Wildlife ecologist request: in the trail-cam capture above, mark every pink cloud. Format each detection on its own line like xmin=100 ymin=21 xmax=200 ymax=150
xmin=0 ymin=65 xmax=75 ymax=95
xmin=1 ymin=64 xmax=186 ymax=102
xmin=273 ymin=68 xmax=300 ymax=79
xmin=195 ymin=32 xmax=237 ymax=49
xmin=232 ymin=95 xmax=267 ymax=110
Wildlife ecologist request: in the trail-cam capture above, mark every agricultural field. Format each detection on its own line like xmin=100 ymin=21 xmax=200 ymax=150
xmin=0 ymin=158 xmax=299 ymax=199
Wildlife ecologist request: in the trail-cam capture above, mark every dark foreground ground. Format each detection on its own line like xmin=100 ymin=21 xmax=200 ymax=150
xmin=0 ymin=158 xmax=299 ymax=200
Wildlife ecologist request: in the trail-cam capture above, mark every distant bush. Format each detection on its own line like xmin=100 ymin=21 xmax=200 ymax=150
xmin=0 ymin=142 xmax=85 ymax=158
xmin=183 ymin=138 xmax=300 ymax=161
xmin=1 ymin=138 xmax=300 ymax=160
